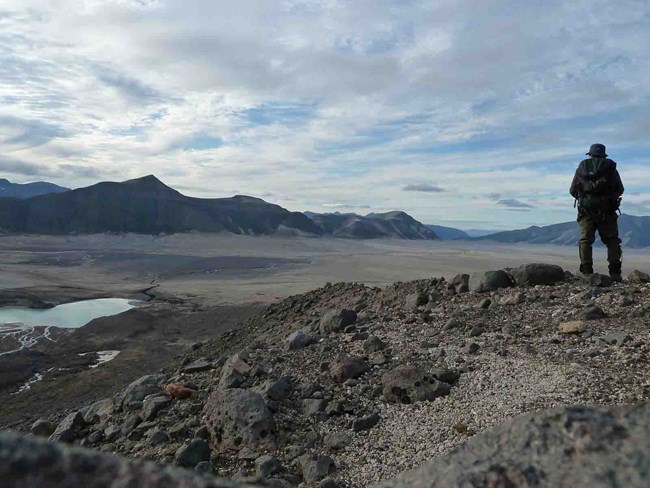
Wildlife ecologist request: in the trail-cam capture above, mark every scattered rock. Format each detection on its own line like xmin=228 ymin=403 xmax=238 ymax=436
xmin=49 ymin=411 xmax=85 ymax=444
xmin=320 ymin=309 xmax=357 ymax=334
xmin=469 ymin=326 xmax=484 ymax=337
xmin=202 ymin=389 xmax=278 ymax=451
xmin=363 ymin=335 xmax=386 ymax=353
xmin=175 ymin=438 xmax=211 ymax=468
xmin=469 ymin=270 xmax=513 ymax=293
xmin=627 ymin=269 xmax=650 ymax=284
xmin=510 ymin=263 xmax=565 ymax=286
xmin=352 ymin=412 xmax=380 ymax=432
xmin=477 ymin=298 xmax=491 ymax=309
xmin=602 ymin=331 xmax=631 ymax=346
xmin=500 ymin=292 xmax=525 ymax=305
xmin=255 ymin=455 xmax=283 ymax=478
xmin=181 ymin=359 xmax=214 ymax=374
xmin=579 ymin=305 xmax=607 ymax=320
xmin=450 ymin=274 xmax=470 ymax=293
xmin=164 ymin=383 xmax=196 ymax=400
xmin=30 ymin=419 xmax=56 ymax=438
xmin=432 ymin=368 xmax=461 ymax=384
xmin=382 ymin=365 xmax=451 ymax=404
xmin=285 ymin=330 xmax=316 ymax=350
xmin=120 ymin=414 xmax=142 ymax=437
xmin=142 ymin=395 xmax=172 ymax=421
xmin=148 ymin=429 xmax=170 ymax=446
xmin=298 ymin=454 xmax=336 ymax=483
xmin=405 ymin=292 xmax=428 ymax=310
xmin=464 ymin=342 xmax=480 ymax=354
xmin=83 ymin=398 xmax=114 ymax=424
xmin=559 ymin=321 xmax=586 ymax=334
xmin=324 ymin=433 xmax=352 ymax=450
xmin=258 ymin=377 xmax=292 ymax=402
xmin=120 ymin=375 xmax=162 ymax=407
xmin=329 ymin=356 xmax=370 ymax=383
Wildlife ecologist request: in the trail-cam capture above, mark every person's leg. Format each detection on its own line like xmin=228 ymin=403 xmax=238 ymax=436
xmin=598 ymin=213 xmax=622 ymax=280
xmin=578 ymin=216 xmax=596 ymax=274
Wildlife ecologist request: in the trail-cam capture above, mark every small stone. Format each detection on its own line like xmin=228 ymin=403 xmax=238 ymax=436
xmin=181 ymin=359 xmax=213 ymax=374
xmin=195 ymin=461 xmax=212 ymax=475
xmin=602 ymin=331 xmax=631 ymax=346
xmin=559 ymin=321 xmax=586 ymax=334
xmin=324 ymin=432 xmax=352 ymax=450
xmin=500 ymin=292 xmax=525 ymax=305
xmin=469 ymin=326 xmax=484 ymax=337
xmin=363 ymin=335 xmax=386 ymax=353
xmin=104 ymin=424 xmax=121 ymax=442
xmin=120 ymin=415 xmax=142 ymax=437
xmin=579 ymin=305 xmax=607 ymax=320
xmin=142 ymin=395 xmax=172 ymax=421
xmin=148 ymin=429 xmax=170 ymax=446
xmin=49 ymin=412 xmax=85 ymax=444
xmin=444 ymin=319 xmax=462 ymax=331
xmin=405 ymin=292 xmax=428 ymax=310
xmin=627 ymin=269 xmax=650 ymax=283
xmin=255 ymin=455 xmax=283 ymax=478
xmin=432 ymin=368 xmax=461 ymax=384
xmin=175 ymin=438 xmax=211 ymax=467
xmin=164 ymin=383 xmax=195 ymax=399
xmin=303 ymin=399 xmax=327 ymax=416
xmin=298 ymin=454 xmax=336 ymax=483
xmin=352 ymin=412 xmax=380 ymax=432
xmin=285 ymin=330 xmax=316 ymax=350
xmin=464 ymin=342 xmax=480 ymax=354
xmin=329 ymin=356 xmax=369 ymax=383
xmin=477 ymin=298 xmax=491 ymax=309
xmin=320 ymin=309 xmax=357 ymax=334
xmin=30 ymin=419 xmax=56 ymax=438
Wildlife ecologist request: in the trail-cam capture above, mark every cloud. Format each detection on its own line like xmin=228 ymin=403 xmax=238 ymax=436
xmin=0 ymin=0 xmax=648 ymax=228
xmin=0 ymin=156 xmax=55 ymax=176
xmin=402 ymin=183 xmax=445 ymax=192
xmin=496 ymin=198 xmax=535 ymax=209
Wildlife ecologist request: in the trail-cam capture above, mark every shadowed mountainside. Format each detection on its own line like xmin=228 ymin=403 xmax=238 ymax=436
xmin=0 ymin=178 xmax=69 ymax=199
xmin=0 ymin=176 xmax=323 ymax=236
xmin=0 ymin=176 xmax=438 ymax=239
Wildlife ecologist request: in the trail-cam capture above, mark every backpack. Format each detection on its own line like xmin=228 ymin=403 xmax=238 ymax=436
xmin=579 ymin=158 xmax=612 ymax=211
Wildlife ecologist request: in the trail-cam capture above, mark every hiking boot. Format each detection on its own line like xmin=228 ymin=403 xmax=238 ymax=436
xmin=579 ymin=264 xmax=593 ymax=275
xmin=610 ymin=273 xmax=622 ymax=283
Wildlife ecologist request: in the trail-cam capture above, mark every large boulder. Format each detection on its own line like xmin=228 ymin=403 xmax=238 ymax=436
xmin=0 ymin=430 xmax=247 ymax=487
xmin=376 ymin=404 xmax=650 ymax=488
xmin=202 ymin=389 xmax=278 ymax=452
xmin=49 ymin=412 xmax=85 ymax=444
xmin=83 ymin=398 xmax=114 ymax=424
xmin=382 ymin=365 xmax=451 ymax=404
xmin=319 ymin=309 xmax=357 ymax=334
xmin=510 ymin=263 xmax=565 ymax=286
xmin=120 ymin=375 xmax=162 ymax=407
xmin=468 ymin=271 xmax=513 ymax=293
xmin=449 ymin=274 xmax=470 ymax=293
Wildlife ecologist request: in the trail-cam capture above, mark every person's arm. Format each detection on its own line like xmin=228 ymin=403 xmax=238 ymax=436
xmin=569 ymin=166 xmax=581 ymax=198
xmin=611 ymin=168 xmax=624 ymax=197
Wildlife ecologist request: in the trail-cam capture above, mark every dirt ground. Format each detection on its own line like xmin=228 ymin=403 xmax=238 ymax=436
xmin=0 ymin=233 xmax=647 ymax=429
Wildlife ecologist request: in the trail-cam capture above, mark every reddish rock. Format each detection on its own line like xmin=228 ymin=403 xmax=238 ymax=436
xmin=164 ymin=383 xmax=195 ymax=399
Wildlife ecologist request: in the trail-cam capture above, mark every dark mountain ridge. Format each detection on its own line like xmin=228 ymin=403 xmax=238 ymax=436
xmin=0 ymin=175 xmax=322 ymax=236
xmin=0 ymin=178 xmax=69 ymax=199
xmin=0 ymin=176 xmax=436 ymax=239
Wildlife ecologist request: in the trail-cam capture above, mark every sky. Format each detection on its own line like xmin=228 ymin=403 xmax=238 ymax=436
xmin=1 ymin=0 xmax=649 ymax=230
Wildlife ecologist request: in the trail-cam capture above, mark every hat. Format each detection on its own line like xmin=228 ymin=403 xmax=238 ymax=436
xmin=586 ymin=143 xmax=607 ymax=158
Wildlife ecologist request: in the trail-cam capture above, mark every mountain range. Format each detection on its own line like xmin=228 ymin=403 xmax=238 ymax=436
xmin=0 ymin=178 xmax=69 ymax=199
xmin=476 ymin=214 xmax=650 ymax=248
xmin=0 ymin=176 xmax=436 ymax=239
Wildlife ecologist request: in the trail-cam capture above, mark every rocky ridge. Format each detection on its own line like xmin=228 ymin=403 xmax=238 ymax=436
xmin=8 ymin=264 xmax=650 ymax=487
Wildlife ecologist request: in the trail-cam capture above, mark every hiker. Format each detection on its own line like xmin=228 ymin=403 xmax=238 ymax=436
xmin=569 ymin=143 xmax=624 ymax=281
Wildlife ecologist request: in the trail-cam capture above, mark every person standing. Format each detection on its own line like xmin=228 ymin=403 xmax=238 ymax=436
xmin=569 ymin=143 xmax=624 ymax=281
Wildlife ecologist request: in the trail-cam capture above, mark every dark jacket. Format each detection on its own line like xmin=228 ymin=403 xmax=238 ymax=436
xmin=569 ymin=157 xmax=624 ymax=199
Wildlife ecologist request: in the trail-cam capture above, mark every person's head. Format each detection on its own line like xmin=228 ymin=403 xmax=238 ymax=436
xmin=586 ymin=143 xmax=607 ymax=158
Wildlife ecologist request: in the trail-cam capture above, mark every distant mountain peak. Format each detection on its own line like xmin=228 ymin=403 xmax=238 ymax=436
xmin=0 ymin=178 xmax=70 ymax=199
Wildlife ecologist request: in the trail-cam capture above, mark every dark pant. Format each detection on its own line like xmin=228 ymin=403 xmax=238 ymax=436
xmin=578 ymin=212 xmax=622 ymax=274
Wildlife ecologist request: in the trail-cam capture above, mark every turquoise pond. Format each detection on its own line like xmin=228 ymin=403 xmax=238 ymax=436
xmin=0 ymin=298 xmax=141 ymax=329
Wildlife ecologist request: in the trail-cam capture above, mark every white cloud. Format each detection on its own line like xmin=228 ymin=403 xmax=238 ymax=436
xmin=0 ymin=0 xmax=649 ymax=229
